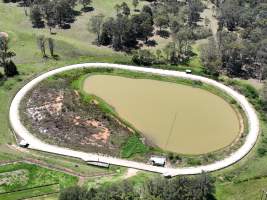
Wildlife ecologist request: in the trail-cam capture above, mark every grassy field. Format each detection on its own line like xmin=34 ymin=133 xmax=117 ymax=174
xmin=216 ymin=178 xmax=267 ymax=200
xmin=0 ymin=162 xmax=78 ymax=191
xmin=0 ymin=162 xmax=77 ymax=200
xmin=0 ymin=0 xmax=144 ymax=65
xmin=86 ymin=168 xmax=156 ymax=189
xmin=27 ymin=194 xmax=59 ymax=200
xmin=0 ymin=184 xmax=59 ymax=200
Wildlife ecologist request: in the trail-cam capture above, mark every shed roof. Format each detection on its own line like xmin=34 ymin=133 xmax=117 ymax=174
xmin=150 ymin=156 xmax=166 ymax=165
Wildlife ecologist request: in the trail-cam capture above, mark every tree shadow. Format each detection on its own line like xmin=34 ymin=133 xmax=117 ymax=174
xmin=145 ymin=39 xmax=157 ymax=47
xmin=156 ymin=30 xmax=170 ymax=38
xmin=52 ymin=54 xmax=60 ymax=60
xmin=81 ymin=6 xmax=94 ymax=12
xmin=72 ymin=10 xmax=82 ymax=17
xmin=17 ymin=2 xmax=28 ymax=7
xmin=64 ymin=17 xmax=75 ymax=24
xmin=60 ymin=23 xmax=71 ymax=29
xmin=32 ymin=21 xmax=45 ymax=29
xmin=2 ymin=0 xmax=20 ymax=3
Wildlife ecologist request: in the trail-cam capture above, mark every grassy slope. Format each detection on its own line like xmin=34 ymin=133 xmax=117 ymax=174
xmin=0 ymin=3 xmax=146 ymax=196
xmin=0 ymin=1 xmax=133 ymax=144
xmin=216 ymin=178 xmax=267 ymax=200
xmin=86 ymin=169 xmax=156 ymax=189
xmin=214 ymin=121 xmax=267 ymax=199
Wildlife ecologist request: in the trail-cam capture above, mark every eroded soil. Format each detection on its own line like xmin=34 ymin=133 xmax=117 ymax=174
xmin=20 ymin=78 xmax=131 ymax=156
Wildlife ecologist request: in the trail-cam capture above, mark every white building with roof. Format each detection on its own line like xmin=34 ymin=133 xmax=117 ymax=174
xmin=149 ymin=156 xmax=166 ymax=167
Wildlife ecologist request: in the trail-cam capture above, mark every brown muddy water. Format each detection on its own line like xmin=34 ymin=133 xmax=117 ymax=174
xmin=83 ymin=75 xmax=240 ymax=154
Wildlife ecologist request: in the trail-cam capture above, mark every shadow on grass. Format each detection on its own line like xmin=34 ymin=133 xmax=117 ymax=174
xmin=81 ymin=6 xmax=94 ymax=12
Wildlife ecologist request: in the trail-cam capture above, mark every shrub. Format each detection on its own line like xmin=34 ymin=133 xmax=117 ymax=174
xmin=59 ymin=186 xmax=87 ymax=200
xmin=0 ymin=72 xmax=3 ymax=78
xmin=257 ymin=147 xmax=267 ymax=157
xmin=132 ymin=50 xmax=156 ymax=66
xmin=168 ymin=152 xmax=174 ymax=160
xmin=121 ymin=135 xmax=149 ymax=158
xmin=174 ymin=154 xmax=181 ymax=161
xmin=187 ymin=158 xmax=201 ymax=166
xmin=242 ymin=84 xmax=258 ymax=99
xmin=192 ymin=27 xmax=212 ymax=40
xmin=4 ymin=60 xmax=19 ymax=77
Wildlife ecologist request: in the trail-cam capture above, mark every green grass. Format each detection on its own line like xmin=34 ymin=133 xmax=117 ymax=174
xmin=26 ymin=193 xmax=58 ymax=200
xmin=0 ymin=145 xmax=21 ymax=161
xmin=0 ymin=1 xmax=145 ymax=66
xmin=92 ymin=0 xmax=147 ymax=17
xmin=213 ymin=138 xmax=267 ymax=199
xmin=188 ymin=42 xmax=204 ymax=69
xmin=121 ymin=135 xmax=150 ymax=158
xmin=85 ymin=167 xmax=127 ymax=188
xmin=216 ymin=178 xmax=267 ymax=200
xmin=86 ymin=168 xmax=156 ymax=189
xmin=0 ymin=162 xmax=78 ymax=192
xmin=0 ymin=184 xmax=59 ymax=200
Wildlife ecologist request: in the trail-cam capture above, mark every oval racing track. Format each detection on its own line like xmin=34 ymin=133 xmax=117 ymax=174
xmin=9 ymin=63 xmax=260 ymax=177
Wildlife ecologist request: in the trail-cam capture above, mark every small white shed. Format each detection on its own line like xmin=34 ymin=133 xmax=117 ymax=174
xmin=149 ymin=156 xmax=166 ymax=167
xmin=185 ymin=69 xmax=192 ymax=74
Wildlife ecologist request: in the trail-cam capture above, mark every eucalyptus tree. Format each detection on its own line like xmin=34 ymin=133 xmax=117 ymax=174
xmin=88 ymin=14 xmax=105 ymax=45
xmin=0 ymin=36 xmax=18 ymax=77
xmin=30 ymin=5 xmax=43 ymax=27
xmin=37 ymin=35 xmax=47 ymax=57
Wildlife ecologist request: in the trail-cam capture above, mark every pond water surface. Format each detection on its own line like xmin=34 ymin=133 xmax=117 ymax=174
xmin=83 ymin=75 xmax=240 ymax=154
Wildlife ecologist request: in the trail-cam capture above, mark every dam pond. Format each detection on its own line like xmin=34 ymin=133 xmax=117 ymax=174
xmin=83 ymin=75 xmax=241 ymax=155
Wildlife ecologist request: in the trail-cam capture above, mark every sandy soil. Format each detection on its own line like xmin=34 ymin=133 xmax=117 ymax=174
xmin=124 ymin=168 xmax=139 ymax=179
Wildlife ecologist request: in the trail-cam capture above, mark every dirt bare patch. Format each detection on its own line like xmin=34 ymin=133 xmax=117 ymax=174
xmin=20 ymin=78 xmax=131 ymax=156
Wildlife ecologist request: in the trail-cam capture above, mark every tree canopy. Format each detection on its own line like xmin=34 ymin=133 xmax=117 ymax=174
xmin=59 ymin=173 xmax=215 ymax=200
